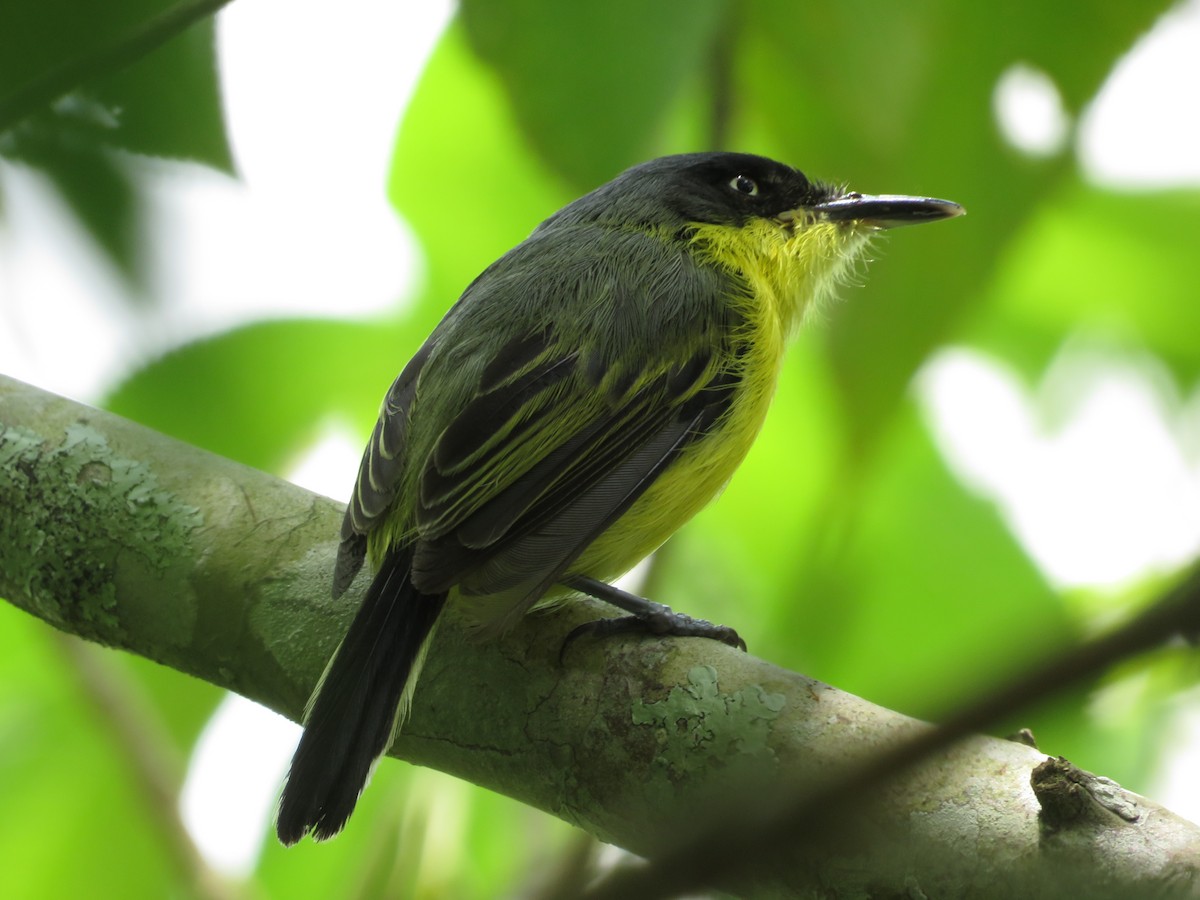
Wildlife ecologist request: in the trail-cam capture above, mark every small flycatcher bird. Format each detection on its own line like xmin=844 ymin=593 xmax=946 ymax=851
xmin=276 ymin=152 xmax=963 ymax=844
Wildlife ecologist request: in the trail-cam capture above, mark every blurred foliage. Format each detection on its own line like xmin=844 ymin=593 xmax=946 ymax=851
xmin=3 ymin=0 xmax=1200 ymax=897
xmin=459 ymin=0 xmax=728 ymax=187
xmin=0 ymin=0 xmax=230 ymax=290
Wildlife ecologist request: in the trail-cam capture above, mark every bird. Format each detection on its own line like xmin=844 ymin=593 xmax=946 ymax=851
xmin=275 ymin=151 xmax=964 ymax=844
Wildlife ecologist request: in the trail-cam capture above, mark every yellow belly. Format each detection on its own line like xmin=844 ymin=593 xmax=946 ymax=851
xmin=566 ymin=312 xmax=785 ymax=585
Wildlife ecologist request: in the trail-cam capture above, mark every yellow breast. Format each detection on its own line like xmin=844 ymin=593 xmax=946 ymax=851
xmin=566 ymin=217 xmax=863 ymax=584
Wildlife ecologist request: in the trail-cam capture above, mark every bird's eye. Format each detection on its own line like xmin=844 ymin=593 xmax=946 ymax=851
xmin=729 ymin=174 xmax=759 ymax=197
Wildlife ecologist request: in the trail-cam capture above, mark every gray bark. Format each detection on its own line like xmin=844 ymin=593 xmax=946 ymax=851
xmin=2 ymin=373 xmax=1198 ymax=898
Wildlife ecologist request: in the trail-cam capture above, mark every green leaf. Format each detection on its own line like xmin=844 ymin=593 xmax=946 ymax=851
xmin=1 ymin=0 xmax=232 ymax=288
xmin=460 ymin=0 xmax=727 ymax=188
xmin=0 ymin=0 xmax=171 ymax=99
xmin=812 ymin=410 xmax=1068 ymax=713
xmin=0 ymin=0 xmax=231 ymax=166
xmin=105 ymin=319 xmax=416 ymax=474
xmin=667 ymin=392 xmax=1069 ymax=715
xmin=741 ymin=0 xmax=1175 ymax=460
xmin=92 ymin=17 xmax=233 ymax=170
xmin=986 ymin=180 xmax=1200 ymax=380
xmin=388 ymin=23 xmax=574 ymax=326
xmin=30 ymin=135 xmax=143 ymax=284
xmin=0 ymin=608 xmax=177 ymax=895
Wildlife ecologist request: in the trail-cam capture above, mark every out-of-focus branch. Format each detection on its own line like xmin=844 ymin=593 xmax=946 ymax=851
xmin=51 ymin=633 xmax=236 ymax=900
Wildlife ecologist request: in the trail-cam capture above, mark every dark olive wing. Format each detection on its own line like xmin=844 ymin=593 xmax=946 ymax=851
xmin=333 ymin=338 xmax=436 ymax=598
xmin=335 ymin=222 xmax=743 ymax=605
xmin=408 ymin=333 xmax=739 ymax=614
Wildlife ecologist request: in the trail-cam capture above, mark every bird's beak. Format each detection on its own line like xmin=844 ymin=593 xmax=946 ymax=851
xmin=804 ymin=193 xmax=965 ymax=229
xmin=778 ymin=193 xmax=964 ymax=229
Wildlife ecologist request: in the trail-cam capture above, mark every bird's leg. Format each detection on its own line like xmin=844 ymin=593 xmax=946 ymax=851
xmin=559 ymin=575 xmax=746 ymax=660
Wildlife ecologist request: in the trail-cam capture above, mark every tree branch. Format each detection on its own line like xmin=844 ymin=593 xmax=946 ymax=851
xmin=2 ymin=373 xmax=1198 ymax=898
xmin=598 ymin=564 xmax=1200 ymax=898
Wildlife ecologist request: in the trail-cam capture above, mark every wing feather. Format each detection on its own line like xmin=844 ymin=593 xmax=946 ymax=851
xmin=409 ymin=352 xmax=738 ymax=605
xmin=333 ymin=338 xmax=435 ymax=598
xmin=335 ymin=222 xmax=746 ymax=607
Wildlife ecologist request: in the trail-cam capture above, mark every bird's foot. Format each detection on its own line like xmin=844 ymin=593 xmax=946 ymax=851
xmin=559 ymin=575 xmax=746 ymax=661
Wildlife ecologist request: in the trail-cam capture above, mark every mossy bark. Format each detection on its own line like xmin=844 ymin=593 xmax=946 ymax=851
xmin=3 ymin=374 xmax=1198 ymax=898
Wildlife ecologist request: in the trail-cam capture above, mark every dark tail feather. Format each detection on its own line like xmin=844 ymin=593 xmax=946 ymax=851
xmin=276 ymin=543 xmax=447 ymax=845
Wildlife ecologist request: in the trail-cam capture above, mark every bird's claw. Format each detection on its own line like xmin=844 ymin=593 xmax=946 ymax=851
xmin=559 ymin=610 xmax=746 ymax=663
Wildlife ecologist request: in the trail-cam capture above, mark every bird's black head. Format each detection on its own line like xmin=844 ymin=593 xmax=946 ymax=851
xmin=543 ymin=152 xmax=835 ymax=232
xmin=539 ymin=152 xmax=964 ymax=236
xmin=622 ymin=152 xmax=836 ymax=227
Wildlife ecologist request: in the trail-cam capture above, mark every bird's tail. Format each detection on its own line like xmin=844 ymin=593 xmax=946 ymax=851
xmin=276 ymin=543 xmax=447 ymax=845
